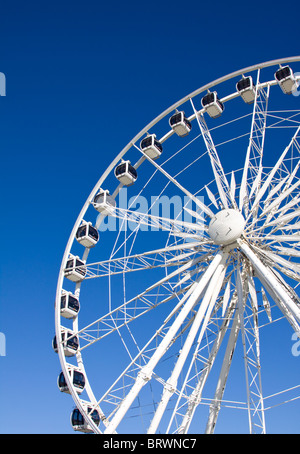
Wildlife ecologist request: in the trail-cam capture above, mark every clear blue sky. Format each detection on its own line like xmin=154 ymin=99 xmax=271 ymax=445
xmin=1 ymin=0 xmax=300 ymax=434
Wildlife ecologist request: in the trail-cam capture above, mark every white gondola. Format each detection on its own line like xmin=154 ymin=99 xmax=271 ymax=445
xmin=92 ymin=189 xmax=116 ymax=215
xmin=201 ymin=91 xmax=224 ymax=118
xmin=52 ymin=329 xmax=79 ymax=357
xmin=140 ymin=134 xmax=163 ymax=159
xmin=169 ymin=111 xmax=192 ymax=137
xmin=64 ymin=254 xmax=86 ymax=283
xmin=60 ymin=290 xmax=80 ymax=319
xmin=236 ymin=76 xmax=256 ymax=104
xmin=71 ymin=405 xmax=100 ymax=433
xmin=275 ymin=66 xmax=298 ymax=95
xmin=76 ymin=220 xmax=99 ymax=248
xmin=58 ymin=366 xmax=86 ymax=394
xmin=114 ymin=160 xmax=138 ymax=186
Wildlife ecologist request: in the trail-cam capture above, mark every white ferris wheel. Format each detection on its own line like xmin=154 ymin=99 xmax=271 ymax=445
xmin=54 ymin=57 xmax=300 ymax=434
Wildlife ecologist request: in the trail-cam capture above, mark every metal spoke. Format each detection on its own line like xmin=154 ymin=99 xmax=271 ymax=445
xmin=239 ymin=73 xmax=269 ymax=215
xmin=106 ymin=205 xmax=206 ymax=237
xmin=147 ymin=253 xmax=228 ymax=433
xmin=103 ymin=252 xmax=224 ymax=434
xmin=190 ymin=98 xmax=236 ymax=210
xmin=82 ymin=241 xmax=208 ymax=279
xmin=76 ymin=252 xmax=213 ymax=351
xmin=205 ymin=307 xmax=241 ymax=434
xmin=168 ymin=280 xmax=237 ymax=434
xmin=238 ymin=240 xmax=300 ymax=325
xmin=249 ymin=125 xmax=300 ymax=219
xmin=133 ymin=142 xmax=215 ymax=219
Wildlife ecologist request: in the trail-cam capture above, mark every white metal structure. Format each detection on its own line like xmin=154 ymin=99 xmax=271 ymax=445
xmin=55 ymin=58 xmax=300 ymax=434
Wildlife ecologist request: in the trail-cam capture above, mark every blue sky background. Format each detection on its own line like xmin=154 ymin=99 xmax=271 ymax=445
xmin=1 ymin=0 xmax=300 ymax=434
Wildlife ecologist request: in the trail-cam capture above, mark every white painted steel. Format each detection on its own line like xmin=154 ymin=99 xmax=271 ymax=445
xmin=103 ymin=252 xmax=224 ymax=434
xmin=147 ymin=252 xmax=228 ymax=433
xmin=54 ymin=57 xmax=300 ymax=434
xmin=238 ymin=241 xmax=300 ymax=324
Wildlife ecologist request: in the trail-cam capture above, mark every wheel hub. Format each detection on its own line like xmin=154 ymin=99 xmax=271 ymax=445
xmin=208 ymin=209 xmax=245 ymax=245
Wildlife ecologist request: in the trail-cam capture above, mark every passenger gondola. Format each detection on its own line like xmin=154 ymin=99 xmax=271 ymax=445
xmin=71 ymin=406 xmax=100 ymax=433
xmin=60 ymin=290 xmax=80 ymax=319
xmin=140 ymin=134 xmax=163 ymax=159
xmin=58 ymin=367 xmax=86 ymax=394
xmin=52 ymin=329 xmax=79 ymax=357
xmin=275 ymin=66 xmax=297 ymax=94
xmin=201 ymin=91 xmax=224 ymax=118
xmin=76 ymin=220 xmax=99 ymax=248
xmin=169 ymin=111 xmax=192 ymax=137
xmin=64 ymin=254 xmax=86 ymax=282
xmin=236 ymin=76 xmax=256 ymax=104
xmin=92 ymin=189 xmax=116 ymax=215
xmin=114 ymin=160 xmax=138 ymax=186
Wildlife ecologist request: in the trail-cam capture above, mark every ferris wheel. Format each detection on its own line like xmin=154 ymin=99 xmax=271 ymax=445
xmin=54 ymin=57 xmax=300 ymax=434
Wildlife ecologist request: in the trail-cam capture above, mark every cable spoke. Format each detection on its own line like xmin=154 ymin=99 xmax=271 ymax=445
xmin=147 ymin=253 xmax=228 ymax=433
xmin=238 ymin=240 xmax=300 ymax=326
xmin=133 ymin=143 xmax=215 ymax=219
xmin=107 ymin=205 xmax=206 ymax=237
xmin=83 ymin=241 xmax=208 ymax=279
xmin=239 ymin=73 xmax=269 ymax=214
xmin=249 ymin=125 xmax=300 ymax=219
xmin=169 ymin=289 xmax=237 ymax=434
xmin=76 ymin=252 xmax=213 ymax=351
xmin=94 ymin=284 xmax=209 ymax=423
xmin=103 ymin=251 xmax=224 ymax=434
xmin=190 ymin=98 xmax=236 ymax=209
xmin=205 ymin=300 xmax=241 ymax=433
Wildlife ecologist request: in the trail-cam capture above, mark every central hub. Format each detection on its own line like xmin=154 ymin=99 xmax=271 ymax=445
xmin=208 ymin=209 xmax=245 ymax=245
